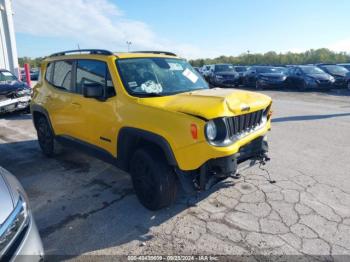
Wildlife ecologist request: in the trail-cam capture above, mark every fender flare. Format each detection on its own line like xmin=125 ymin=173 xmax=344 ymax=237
xmin=117 ymin=127 xmax=178 ymax=169
xmin=30 ymin=104 xmax=55 ymax=134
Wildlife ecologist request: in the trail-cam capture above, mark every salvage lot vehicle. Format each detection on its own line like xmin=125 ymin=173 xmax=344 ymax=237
xmin=31 ymin=49 xmax=272 ymax=210
xmin=233 ymin=66 xmax=248 ymax=85
xmin=316 ymin=64 xmax=349 ymax=88
xmin=243 ymin=66 xmax=288 ymax=89
xmin=0 ymin=167 xmax=44 ymax=261
xmin=0 ymin=69 xmax=32 ymax=114
xmin=286 ymin=65 xmax=334 ymax=91
xmin=207 ymin=64 xmax=240 ymax=87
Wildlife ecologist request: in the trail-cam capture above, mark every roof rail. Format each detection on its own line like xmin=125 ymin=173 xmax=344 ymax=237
xmin=49 ymin=49 xmax=114 ymax=57
xmin=132 ymin=51 xmax=177 ymax=57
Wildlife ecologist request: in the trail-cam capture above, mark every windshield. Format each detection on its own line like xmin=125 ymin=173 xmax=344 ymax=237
xmin=117 ymin=58 xmax=208 ymax=96
xmin=0 ymin=71 xmax=17 ymax=81
xmin=215 ymin=64 xmax=234 ymax=72
xmin=300 ymin=66 xmax=325 ymax=75
xmin=234 ymin=66 xmax=247 ymax=72
xmin=256 ymin=67 xmax=285 ymax=74
xmin=321 ymin=65 xmax=349 ymax=75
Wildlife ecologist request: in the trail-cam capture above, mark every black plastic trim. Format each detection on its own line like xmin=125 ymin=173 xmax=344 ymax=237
xmin=117 ymin=127 xmax=178 ymax=169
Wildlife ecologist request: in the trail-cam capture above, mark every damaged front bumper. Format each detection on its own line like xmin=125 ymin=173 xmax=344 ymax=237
xmin=0 ymin=96 xmax=31 ymax=114
xmin=177 ymin=135 xmax=269 ymax=193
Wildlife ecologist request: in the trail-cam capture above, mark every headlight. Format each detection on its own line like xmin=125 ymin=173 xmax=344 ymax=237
xmin=0 ymin=196 xmax=30 ymax=253
xmin=205 ymin=119 xmax=231 ymax=146
xmin=205 ymin=120 xmax=217 ymax=141
xmin=329 ymin=76 xmax=335 ymax=82
xmin=215 ymin=75 xmax=223 ymax=80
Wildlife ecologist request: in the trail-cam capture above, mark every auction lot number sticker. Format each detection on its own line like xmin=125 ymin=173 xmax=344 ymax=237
xmin=128 ymin=255 xmax=218 ymax=261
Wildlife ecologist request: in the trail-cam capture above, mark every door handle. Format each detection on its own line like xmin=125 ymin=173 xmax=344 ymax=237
xmin=71 ymin=102 xmax=81 ymax=109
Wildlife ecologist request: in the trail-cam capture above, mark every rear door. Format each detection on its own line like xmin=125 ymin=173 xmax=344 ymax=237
xmin=44 ymin=60 xmax=86 ymax=139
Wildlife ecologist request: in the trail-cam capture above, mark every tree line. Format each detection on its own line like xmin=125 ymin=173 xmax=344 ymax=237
xmin=18 ymin=48 xmax=350 ymax=68
xmin=18 ymin=57 xmax=44 ymax=68
xmin=189 ymin=48 xmax=350 ymax=67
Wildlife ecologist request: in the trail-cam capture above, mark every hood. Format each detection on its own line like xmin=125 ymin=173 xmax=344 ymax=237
xmin=0 ymin=173 xmax=14 ymax=225
xmin=306 ymin=74 xmax=331 ymax=80
xmin=138 ymin=88 xmax=271 ymax=120
xmin=0 ymin=80 xmax=28 ymax=95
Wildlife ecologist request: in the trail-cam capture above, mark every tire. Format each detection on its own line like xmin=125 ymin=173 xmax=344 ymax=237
xmin=130 ymin=147 xmax=178 ymax=210
xmin=348 ymin=81 xmax=350 ymax=90
xmin=36 ymin=116 xmax=62 ymax=157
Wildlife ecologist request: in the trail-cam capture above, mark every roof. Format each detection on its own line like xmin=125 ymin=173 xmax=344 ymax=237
xmin=46 ymin=49 xmax=179 ymax=61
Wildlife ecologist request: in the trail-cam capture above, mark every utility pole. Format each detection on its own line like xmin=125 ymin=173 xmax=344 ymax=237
xmin=126 ymin=41 xmax=132 ymax=52
xmin=0 ymin=0 xmax=19 ymax=77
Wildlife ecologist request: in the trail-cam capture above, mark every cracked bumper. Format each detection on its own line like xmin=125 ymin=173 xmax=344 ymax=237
xmin=0 ymin=96 xmax=31 ymax=114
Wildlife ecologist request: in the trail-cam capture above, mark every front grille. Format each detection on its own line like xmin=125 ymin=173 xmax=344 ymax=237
xmin=226 ymin=109 xmax=265 ymax=138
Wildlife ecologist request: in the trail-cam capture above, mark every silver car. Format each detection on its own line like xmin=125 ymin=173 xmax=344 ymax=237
xmin=0 ymin=167 xmax=44 ymax=262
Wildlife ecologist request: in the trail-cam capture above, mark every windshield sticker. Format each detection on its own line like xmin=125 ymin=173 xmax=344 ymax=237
xmin=168 ymin=63 xmax=183 ymax=71
xmin=141 ymin=80 xmax=163 ymax=93
xmin=182 ymin=68 xmax=199 ymax=83
xmin=2 ymin=72 xmax=13 ymax=76
xmin=128 ymin=81 xmax=138 ymax=88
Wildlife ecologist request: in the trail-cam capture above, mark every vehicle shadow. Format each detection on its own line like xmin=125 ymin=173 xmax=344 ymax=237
xmin=272 ymin=112 xmax=350 ymax=123
xmin=0 ymin=139 xmax=235 ymax=258
xmin=0 ymin=111 xmax=32 ymax=120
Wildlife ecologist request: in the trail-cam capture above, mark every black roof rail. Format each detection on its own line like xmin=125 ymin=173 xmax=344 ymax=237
xmin=49 ymin=49 xmax=114 ymax=57
xmin=131 ymin=51 xmax=177 ymax=57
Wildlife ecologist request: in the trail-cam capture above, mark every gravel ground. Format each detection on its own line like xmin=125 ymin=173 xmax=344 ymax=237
xmin=0 ymin=89 xmax=349 ymax=261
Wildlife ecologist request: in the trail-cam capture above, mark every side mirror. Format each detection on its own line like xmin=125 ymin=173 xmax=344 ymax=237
xmin=83 ymin=83 xmax=104 ymax=99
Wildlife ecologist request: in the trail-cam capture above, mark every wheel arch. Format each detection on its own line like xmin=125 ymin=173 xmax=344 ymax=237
xmin=117 ymin=127 xmax=178 ymax=171
xmin=31 ymin=104 xmax=55 ymax=134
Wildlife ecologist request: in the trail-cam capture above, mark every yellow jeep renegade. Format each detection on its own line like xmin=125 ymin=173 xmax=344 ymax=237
xmin=31 ymin=49 xmax=272 ymax=210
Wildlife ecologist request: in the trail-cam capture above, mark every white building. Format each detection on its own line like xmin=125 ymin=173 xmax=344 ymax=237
xmin=0 ymin=0 xmax=19 ymax=76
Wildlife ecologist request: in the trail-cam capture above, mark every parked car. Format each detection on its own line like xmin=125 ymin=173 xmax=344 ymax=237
xmin=337 ymin=63 xmax=350 ymax=70
xmin=316 ymin=64 xmax=349 ymax=89
xmin=20 ymin=69 xmax=39 ymax=82
xmin=243 ymin=66 xmax=288 ymax=89
xmin=201 ymin=65 xmax=212 ymax=80
xmin=0 ymin=69 xmax=32 ymax=114
xmin=207 ymin=64 xmax=240 ymax=87
xmin=31 ymin=49 xmax=272 ymax=210
xmin=0 ymin=167 xmax=44 ymax=261
xmin=233 ymin=66 xmax=248 ymax=85
xmin=286 ymin=65 xmax=334 ymax=91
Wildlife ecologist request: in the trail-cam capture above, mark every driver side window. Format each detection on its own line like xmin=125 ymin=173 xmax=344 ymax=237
xmin=76 ymin=60 xmax=116 ymax=98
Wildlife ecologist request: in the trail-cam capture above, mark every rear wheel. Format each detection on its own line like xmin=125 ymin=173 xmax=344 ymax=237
xmin=130 ymin=147 xmax=178 ymax=210
xmin=255 ymin=80 xmax=262 ymax=90
xmin=36 ymin=116 xmax=62 ymax=157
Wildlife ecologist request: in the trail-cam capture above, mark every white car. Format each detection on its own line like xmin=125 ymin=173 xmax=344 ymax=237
xmin=0 ymin=167 xmax=44 ymax=262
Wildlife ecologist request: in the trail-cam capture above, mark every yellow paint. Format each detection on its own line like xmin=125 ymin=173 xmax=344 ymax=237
xmin=32 ymin=52 xmax=272 ymax=171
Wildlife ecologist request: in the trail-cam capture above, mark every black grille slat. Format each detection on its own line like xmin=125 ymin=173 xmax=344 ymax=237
xmin=227 ymin=109 xmax=265 ymax=138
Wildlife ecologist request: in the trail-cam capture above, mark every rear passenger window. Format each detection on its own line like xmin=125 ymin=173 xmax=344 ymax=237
xmin=45 ymin=63 xmax=54 ymax=82
xmin=76 ymin=60 xmax=116 ymax=98
xmin=52 ymin=61 xmax=73 ymax=91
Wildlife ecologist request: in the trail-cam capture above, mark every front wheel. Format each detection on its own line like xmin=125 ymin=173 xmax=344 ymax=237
xmin=130 ymin=148 xmax=178 ymax=210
